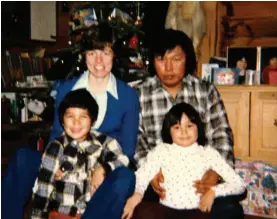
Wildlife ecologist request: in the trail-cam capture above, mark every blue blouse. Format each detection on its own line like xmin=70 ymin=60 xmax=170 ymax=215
xmin=49 ymin=76 xmax=140 ymax=159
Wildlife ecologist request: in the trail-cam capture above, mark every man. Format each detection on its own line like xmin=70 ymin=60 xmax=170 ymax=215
xmin=133 ymin=29 xmax=245 ymax=218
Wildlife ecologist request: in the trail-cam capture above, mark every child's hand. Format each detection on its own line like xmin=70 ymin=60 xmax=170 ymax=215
xmin=55 ymin=169 xmax=64 ymax=180
xmin=90 ymin=165 xmax=105 ymax=195
xmin=199 ymin=189 xmax=215 ymax=212
xmin=121 ymin=193 xmax=143 ymax=219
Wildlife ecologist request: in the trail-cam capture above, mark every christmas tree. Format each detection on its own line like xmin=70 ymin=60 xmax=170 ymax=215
xmin=47 ymin=2 xmax=150 ymax=82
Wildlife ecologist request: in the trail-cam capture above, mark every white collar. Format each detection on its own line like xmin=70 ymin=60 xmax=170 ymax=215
xmin=73 ymin=70 xmax=118 ymax=99
xmin=106 ymin=72 xmax=118 ymax=99
xmin=171 ymin=142 xmax=199 ymax=153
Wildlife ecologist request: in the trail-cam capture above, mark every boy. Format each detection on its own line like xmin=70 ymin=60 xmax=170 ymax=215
xmin=31 ymin=89 xmax=129 ymax=219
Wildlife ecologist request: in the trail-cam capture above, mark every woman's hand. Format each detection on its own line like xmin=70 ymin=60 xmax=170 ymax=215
xmin=90 ymin=165 xmax=105 ymax=195
xmin=193 ymin=169 xmax=219 ymax=194
xmin=199 ymin=189 xmax=215 ymax=212
xmin=122 ymin=193 xmax=143 ymax=219
xmin=151 ymin=168 xmax=166 ymax=200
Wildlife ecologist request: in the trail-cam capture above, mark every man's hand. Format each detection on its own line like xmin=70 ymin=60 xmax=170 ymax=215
xmin=90 ymin=165 xmax=105 ymax=195
xmin=151 ymin=168 xmax=166 ymax=200
xmin=193 ymin=169 xmax=219 ymax=194
xmin=199 ymin=189 xmax=215 ymax=212
xmin=55 ymin=169 xmax=64 ymax=180
xmin=122 ymin=193 xmax=143 ymax=219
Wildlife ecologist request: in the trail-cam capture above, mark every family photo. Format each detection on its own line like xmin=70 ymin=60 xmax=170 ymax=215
xmin=2 ymin=2 xmax=277 ymax=219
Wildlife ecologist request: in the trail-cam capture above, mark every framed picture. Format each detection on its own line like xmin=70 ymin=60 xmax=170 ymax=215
xmin=259 ymin=47 xmax=277 ymax=84
xmin=212 ymin=68 xmax=240 ymax=85
xmin=227 ymin=47 xmax=258 ymax=71
xmin=202 ymin=63 xmax=219 ymax=83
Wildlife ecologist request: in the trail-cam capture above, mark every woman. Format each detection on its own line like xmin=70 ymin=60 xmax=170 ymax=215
xmin=2 ymin=23 xmax=139 ymax=219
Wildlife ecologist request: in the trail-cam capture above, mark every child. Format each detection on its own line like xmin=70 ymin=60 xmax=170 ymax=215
xmin=31 ymin=89 xmax=129 ymax=219
xmin=122 ymin=102 xmax=246 ymax=219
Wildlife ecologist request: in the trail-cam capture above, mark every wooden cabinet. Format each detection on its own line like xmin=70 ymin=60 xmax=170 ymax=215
xmin=217 ymin=85 xmax=277 ymax=165
xmin=250 ymin=90 xmax=277 ymax=163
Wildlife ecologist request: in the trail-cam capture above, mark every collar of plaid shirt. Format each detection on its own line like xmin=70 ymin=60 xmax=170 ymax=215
xmin=62 ymin=132 xmax=102 ymax=154
xmin=149 ymin=75 xmax=193 ymax=94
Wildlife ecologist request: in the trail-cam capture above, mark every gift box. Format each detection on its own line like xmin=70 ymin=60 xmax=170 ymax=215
xmin=235 ymin=159 xmax=277 ymax=218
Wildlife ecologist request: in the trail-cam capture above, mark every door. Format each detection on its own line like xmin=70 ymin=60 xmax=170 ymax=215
xmin=250 ymin=91 xmax=277 ymax=164
xmin=218 ymin=89 xmax=250 ymax=158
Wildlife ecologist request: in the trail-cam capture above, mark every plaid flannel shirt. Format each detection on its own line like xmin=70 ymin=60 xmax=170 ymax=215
xmin=134 ymin=74 xmax=234 ymax=168
xmin=31 ymin=130 xmax=129 ymax=219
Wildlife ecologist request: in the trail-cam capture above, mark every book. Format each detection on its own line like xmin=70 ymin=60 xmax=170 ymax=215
xmin=1 ymin=51 xmax=13 ymax=87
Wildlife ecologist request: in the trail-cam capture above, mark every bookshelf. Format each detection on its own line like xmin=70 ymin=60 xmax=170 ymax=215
xmin=1 ymin=86 xmax=53 ymax=173
xmin=2 ymin=87 xmax=51 ymax=93
xmin=1 ymin=2 xmax=70 ymax=174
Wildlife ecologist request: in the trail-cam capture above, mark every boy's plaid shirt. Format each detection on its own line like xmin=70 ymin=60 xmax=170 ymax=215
xmin=134 ymin=74 xmax=234 ymax=168
xmin=31 ymin=131 xmax=129 ymax=218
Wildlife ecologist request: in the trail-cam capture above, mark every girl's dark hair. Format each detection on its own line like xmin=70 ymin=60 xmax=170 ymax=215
xmin=161 ymin=103 xmax=206 ymax=145
xmin=58 ymin=89 xmax=98 ymax=125
xmin=149 ymin=29 xmax=197 ymax=76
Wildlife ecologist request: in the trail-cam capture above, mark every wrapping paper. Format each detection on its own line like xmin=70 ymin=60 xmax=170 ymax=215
xmin=235 ymin=159 xmax=277 ymax=218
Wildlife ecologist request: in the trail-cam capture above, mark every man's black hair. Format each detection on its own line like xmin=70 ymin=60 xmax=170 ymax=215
xmin=161 ymin=102 xmax=206 ymax=146
xmin=149 ymin=29 xmax=197 ymax=76
xmin=58 ymin=89 xmax=98 ymax=125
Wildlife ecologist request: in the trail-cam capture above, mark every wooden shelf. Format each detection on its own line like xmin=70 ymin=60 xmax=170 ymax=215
xmin=1 ymin=87 xmax=51 ymax=93
xmin=1 ymin=121 xmax=51 ymax=129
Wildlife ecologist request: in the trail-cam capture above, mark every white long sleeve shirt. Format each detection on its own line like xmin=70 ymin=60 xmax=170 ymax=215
xmin=135 ymin=143 xmax=245 ymax=210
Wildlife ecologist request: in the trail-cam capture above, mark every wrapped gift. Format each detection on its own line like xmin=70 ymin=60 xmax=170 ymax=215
xmin=235 ymin=159 xmax=277 ymax=218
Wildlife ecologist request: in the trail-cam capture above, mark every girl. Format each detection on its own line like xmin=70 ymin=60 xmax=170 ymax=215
xmin=122 ymin=102 xmax=246 ymax=219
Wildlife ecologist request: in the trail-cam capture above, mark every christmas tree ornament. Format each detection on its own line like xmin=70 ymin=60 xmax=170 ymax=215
xmin=69 ymin=7 xmax=98 ymax=32
xmin=135 ymin=16 xmax=142 ymax=26
xmin=135 ymin=2 xmax=142 ymax=26
xmin=129 ymin=53 xmax=144 ymax=69
xmin=110 ymin=8 xmax=133 ymax=24
xmin=129 ymin=35 xmax=139 ymax=49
